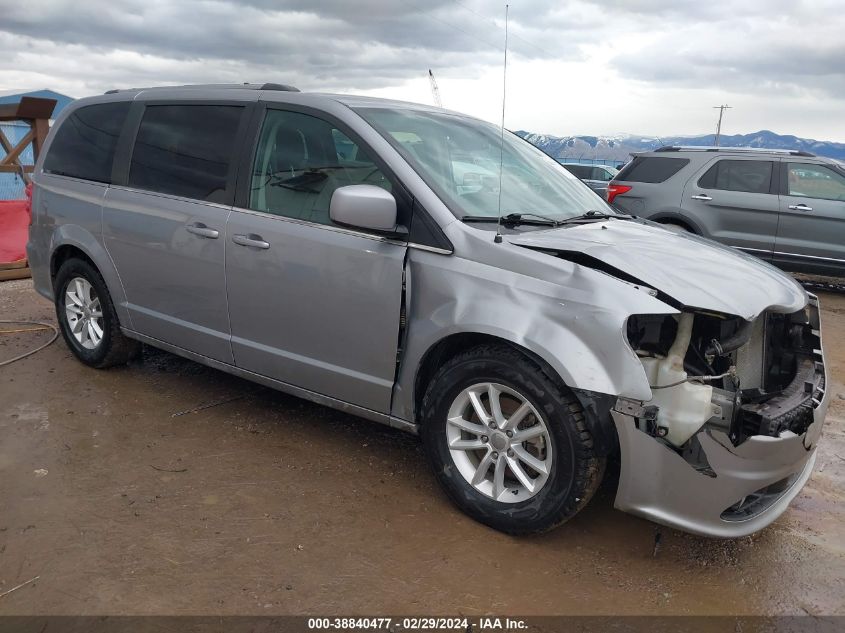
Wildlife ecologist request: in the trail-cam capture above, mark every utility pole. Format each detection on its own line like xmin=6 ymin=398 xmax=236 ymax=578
xmin=713 ymin=104 xmax=732 ymax=146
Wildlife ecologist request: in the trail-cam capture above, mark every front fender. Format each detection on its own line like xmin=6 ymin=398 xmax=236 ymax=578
xmin=393 ymin=247 xmax=678 ymax=423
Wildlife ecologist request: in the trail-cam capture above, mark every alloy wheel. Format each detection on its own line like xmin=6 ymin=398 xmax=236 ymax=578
xmin=64 ymin=276 xmax=104 ymax=350
xmin=446 ymin=382 xmax=553 ymax=503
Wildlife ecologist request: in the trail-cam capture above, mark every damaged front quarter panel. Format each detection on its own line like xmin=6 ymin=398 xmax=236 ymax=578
xmin=391 ymin=223 xmax=679 ymax=423
xmin=392 ymin=217 xmax=827 ymax=537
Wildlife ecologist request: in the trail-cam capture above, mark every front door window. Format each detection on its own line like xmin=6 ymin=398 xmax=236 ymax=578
xmin=250 ymin=110 xmax=391 ymax=225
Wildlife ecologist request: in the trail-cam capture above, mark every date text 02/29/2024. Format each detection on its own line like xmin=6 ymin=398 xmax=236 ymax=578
xmin=307 ymin=617 xmax=528 ymax=630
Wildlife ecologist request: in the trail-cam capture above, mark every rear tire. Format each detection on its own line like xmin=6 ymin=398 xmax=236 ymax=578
xmin=420 ymin=344 xmax=605 ymax=535
xmin=54 ymin=257 xmax=140 ymax=368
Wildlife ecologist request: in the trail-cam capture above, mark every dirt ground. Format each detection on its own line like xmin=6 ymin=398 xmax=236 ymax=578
xmin=1 ymin=278 xmax=844 ymax=616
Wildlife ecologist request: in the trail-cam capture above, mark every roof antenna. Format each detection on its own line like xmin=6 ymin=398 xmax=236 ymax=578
xmin=494 ymin=4 xmax=509 ymax=244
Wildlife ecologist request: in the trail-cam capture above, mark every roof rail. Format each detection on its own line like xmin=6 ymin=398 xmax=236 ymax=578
xmin=654 ymin=145 xmax=815 ymax=157
xmin=104 ymin=82 xmax=300 ymax=95
xmin=258 ymin=82 xmax=300 ymax=92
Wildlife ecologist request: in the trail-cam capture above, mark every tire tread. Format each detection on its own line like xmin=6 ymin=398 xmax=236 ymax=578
xmin=420 ymin=343 xmax=605 ymax=535
xmin=54 ymin=258 xmax=140 ymax=368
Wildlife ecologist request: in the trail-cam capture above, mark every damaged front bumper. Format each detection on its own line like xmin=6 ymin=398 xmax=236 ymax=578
xmin=611 ymin=297 xmax=830 ymax=538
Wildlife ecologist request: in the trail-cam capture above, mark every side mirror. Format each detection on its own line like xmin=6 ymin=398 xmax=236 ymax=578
xmin=330 ymin=185 xmax=397 ymax=232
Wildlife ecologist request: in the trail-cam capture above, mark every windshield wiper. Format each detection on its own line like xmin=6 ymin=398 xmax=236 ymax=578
xmin=559 ymin=209 xmax=631 ymax=223
xmin=461 ymin=210 xmax=631 ymax=227
xmin=502 ymin=212 xmax=562 ymax=226
xmin=461 ymin=212 xmax=562 ymax=227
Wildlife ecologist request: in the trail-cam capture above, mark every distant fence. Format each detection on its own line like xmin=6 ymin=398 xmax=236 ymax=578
xmin=554 ymin=156 xmax=626 ymax=169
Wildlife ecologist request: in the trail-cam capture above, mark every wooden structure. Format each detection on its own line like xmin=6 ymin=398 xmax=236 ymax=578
xmin=0 ymin=96 xmax=56 ymax=183
xmin=0 ymin=96 xmax=55 ymax=280
xmin=0 ymin=258 xmax=29 ymax=281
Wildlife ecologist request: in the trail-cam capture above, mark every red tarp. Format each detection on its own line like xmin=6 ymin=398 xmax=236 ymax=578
xmin=0 ymin=199 xmax=28 ymax=264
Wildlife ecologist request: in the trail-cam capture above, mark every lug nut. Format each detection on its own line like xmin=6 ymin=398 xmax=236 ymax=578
xmin=492 ymin=452 xmax=499 ymax=460
xmin=507 ymin=449 xmax=514 ymax=457
xmin=489 ymin=422 xmax=497 ymax=430
xmin=505 ymin=430 xmax=513 ymax=438
xmin=481 ymin=435 xmax=489 ymax=443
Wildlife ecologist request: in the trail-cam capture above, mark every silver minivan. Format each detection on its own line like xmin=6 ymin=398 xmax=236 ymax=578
xmin=27 ymin=84 xmax=830 ymax=537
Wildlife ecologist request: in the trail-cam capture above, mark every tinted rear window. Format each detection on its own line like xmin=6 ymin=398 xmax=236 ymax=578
xmin=591 ymin=166 xmax=615 ymax=181
xmin=129 ymin=105 xmax=243 ymax=202
xmin=616 ymin=156 xmax=689 ymax=183
xmin=563 ymin=164 xmax=591 ymax=179
xmin=698 ymin=159 xmax=773 ymax=194
xmin=43 ymin=102 xmax=130 ymax=183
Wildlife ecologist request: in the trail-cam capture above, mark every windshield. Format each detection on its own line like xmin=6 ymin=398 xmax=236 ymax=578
xmin=353 ymin=107 xmax=613 ymax=221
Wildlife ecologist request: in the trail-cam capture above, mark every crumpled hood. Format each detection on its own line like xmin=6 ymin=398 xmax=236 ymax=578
xmin=508 ymin=219 xmax=807 ymax=319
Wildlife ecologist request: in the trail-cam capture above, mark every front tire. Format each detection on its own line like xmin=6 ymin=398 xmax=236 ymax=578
xmin=54 ymin=257 xmax=140 ymax=368
xmin=420 ymin=344 xmax=605 ymax=535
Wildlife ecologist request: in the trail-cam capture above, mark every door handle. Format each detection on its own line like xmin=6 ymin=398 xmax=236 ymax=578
xmin=186 ymin=222 xmax=219 ymax=239
xmin=788 ymin=203 xmax=813 ymax=212
xmin=232 ymin=233 xmax=270 ymax=249
xmin=691 ymin=194 xmax=712 ymax=201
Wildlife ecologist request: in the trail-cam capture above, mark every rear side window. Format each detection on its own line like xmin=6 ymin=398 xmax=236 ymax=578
xmin=616 ymin=156 xmax=689 ymax=183
xmin=698 ymin=159 xmax=773 ymax=194
xmin=129 ymin=105 xmax=243 ymax=202
xmin=43 ymin=102 xmax=130 ymax=183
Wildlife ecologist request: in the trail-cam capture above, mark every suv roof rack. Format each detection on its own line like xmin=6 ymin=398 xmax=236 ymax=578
xmin=654 ymin=145 xmax=815 ymax=157
xmin=104 ymin=82 xmax=300 ymax=95
xmin=256 ymin=82 xmax=301 ymax=92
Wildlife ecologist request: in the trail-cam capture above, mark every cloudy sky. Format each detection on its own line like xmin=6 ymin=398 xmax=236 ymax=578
xmin=2 ymin=0 xmax=843 ymax=141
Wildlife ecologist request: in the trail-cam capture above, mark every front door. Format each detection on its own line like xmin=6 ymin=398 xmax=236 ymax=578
xmin=225 ymin=107 xmax=407 ymax=413
xmin=775 ymin=161 xmax=845 ymax=274
xmin=103 ymin=103 xmax=246 ymax=363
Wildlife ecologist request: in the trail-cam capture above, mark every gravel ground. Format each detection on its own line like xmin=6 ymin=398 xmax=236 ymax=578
xmin=1 ymin=278 xmax=844 ymax=616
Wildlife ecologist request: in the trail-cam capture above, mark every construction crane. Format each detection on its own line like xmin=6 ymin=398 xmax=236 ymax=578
xmin=428 ymin=69 xmax=442 ymax=108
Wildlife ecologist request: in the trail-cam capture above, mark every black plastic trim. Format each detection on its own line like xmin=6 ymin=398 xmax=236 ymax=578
xmin=409 ymin=198 xmax=454 ymax=252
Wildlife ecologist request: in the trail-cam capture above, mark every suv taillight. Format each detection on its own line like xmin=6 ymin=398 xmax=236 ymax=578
xmin=607 ymin=184 xmax=631 ymax=204
xmin=25 ymin=182 xmax=33 ymax=226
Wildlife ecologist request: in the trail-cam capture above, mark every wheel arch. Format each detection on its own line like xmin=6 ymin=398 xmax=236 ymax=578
xmin=48 ymin=225 xmax=133 ymax=329
xmin=412 ymin=331 xmax=619 ymax=456
xmin=648 ymin=211 xmax=701 ymax=234
xmin=51 ymin=243 xmax=97 ymax=279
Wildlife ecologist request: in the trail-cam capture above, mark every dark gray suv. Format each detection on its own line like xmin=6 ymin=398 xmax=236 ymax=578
xmin=608 ymin=147 xmax=845 ymax=276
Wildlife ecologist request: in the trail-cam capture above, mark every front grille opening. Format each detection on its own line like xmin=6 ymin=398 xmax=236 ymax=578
xmin=720 ymin=473 xmax=799 ymax=522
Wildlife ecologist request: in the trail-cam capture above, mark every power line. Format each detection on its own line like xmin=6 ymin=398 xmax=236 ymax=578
xmin=449 ymin=0 xmax=560 ymax=60
xmin=401 ymin=0 xmax=559 ymax=59
xmin=400 ymin=0 xmax=505 ymax=52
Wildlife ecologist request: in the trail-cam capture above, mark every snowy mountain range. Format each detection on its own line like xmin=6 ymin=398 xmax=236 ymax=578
xmin=515 ymin=130 xmax=845 ymax=162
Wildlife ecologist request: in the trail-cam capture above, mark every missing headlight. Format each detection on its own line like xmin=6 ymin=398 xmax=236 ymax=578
xmin=628 ymin=305 xmax=822 ymax=450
